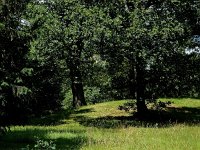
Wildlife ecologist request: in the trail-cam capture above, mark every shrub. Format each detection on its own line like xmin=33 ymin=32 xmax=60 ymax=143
xmin=22 ymin=138 xmax=56 ymax=150
xmin=118 ymin=99 xmax=172 ymax=112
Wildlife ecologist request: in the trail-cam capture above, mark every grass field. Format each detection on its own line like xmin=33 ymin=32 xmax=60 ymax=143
xmin=0 ymin=98 xmax=200 ymax=150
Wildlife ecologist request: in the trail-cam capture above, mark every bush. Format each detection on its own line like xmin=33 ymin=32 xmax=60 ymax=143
xmin=84 ymin=86 xmax=102 ymax=104
xmin=118 ymin=99 xmax=172 ymax=112
xmin=22 ymin=138 xmax=56 ymax=150
xmin=63 ymin=86 xmax=105 ymax=108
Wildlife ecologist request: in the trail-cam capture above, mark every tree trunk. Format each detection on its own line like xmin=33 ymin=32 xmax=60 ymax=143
xmin=128 ymin=59 xmax=136 ymax=99
xmin=135 ymin=53 xmax=147 ymax=114
xmin=70 ymin=70 xmax=86 ymax=108
xmin=68 ymin=38 xmax=87 ymax=108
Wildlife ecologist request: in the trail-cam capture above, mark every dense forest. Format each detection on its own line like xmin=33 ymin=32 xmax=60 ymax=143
xmin=1 ymin=0 xmax=200 ymax=131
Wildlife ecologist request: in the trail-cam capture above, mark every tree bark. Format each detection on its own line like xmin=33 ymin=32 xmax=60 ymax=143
xmin=68 ymin=38 xmax=87 ymax=108
xmin=70 ymin=67 xmax=87 ymax=108
xmin=128 ymin=59 xmax=136 ymax=99
xmin=135 ymin=53 xmax=148 ymax=114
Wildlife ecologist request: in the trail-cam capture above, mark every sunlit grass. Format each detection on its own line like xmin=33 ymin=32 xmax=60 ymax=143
xmin=161 ymin=98 xmax=200 ymax=107
xmin=0 ymin=98 xmax=199 ymax=150
xmin=82 ymin=125 xmax=199 ymax=150
xmin=73 ymin=100 xmax=130 ymax=118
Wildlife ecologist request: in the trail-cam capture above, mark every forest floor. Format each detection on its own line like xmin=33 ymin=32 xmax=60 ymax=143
xmin=0 ymin=98 xmax=200 ymax=150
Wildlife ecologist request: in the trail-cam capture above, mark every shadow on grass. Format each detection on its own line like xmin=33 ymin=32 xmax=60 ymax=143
xmin=74 ymin=106 xmax=200 ymax=128
xmin=0 ymin=127 xmax=87 ymax=150
xmin=166 ymin=106 xmax=200 ymax=123
xmin=26 ymin=109 xmax=72 ymax=126
xmin=26 ymin=108 xmax=95 ymax=126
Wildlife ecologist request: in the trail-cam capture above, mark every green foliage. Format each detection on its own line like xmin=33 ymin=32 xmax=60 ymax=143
xmin=97 ymin=0 xmax=200 ymax=102
xmin=23 ymin=1 xmax=68 ymax=114
xmin=33 ymin=138 xmax=56 ymax=150
xmin=63 ymin=86 xmax=103 ymax=106
xmin=0 ymin=0 xmax=32 ymax=126
xmin=34 ymin=139 xmax=56 ymax=150
xmin=22 ymin=138 xmax=56 ymax=150
xmin=63 ymin=89 xmax=73 ymax=105
xmin=1 ymin=0 xmax=200 ymax=123
xmin=118 ymin=99 xmax=172 ymax=112
xmin=84 ymin=86 xmax=101 ymax=104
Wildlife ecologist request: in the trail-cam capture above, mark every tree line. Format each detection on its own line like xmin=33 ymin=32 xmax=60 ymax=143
xmin=0 ymin=0 xmax=200 ymax=128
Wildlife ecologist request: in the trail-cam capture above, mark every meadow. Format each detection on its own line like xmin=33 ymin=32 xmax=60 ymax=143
xmin=0 ymin=98 xmax=199 ymax=150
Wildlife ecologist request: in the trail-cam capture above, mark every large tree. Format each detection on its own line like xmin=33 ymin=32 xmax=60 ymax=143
xmin=31 ymin=0 xmax=109 ymax=108
xmin=0 ymin=0 xmax=31 ymax=128
xmin=96 ymin=0 xmax=198 ymax=114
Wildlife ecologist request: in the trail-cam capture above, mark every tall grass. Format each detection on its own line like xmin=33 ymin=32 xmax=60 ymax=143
xmin=0 ymin=98 xmax=199 ymax=150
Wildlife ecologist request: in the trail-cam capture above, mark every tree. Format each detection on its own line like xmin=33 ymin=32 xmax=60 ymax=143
xmin=97 ymin=0 xmax=196 ymax=114
xmin=23 ymin=1 xmax=66 ymax=115
xmin=126 ymin=0 xmax=193 ymax=114
xmin=31 ymin=0 xmax=109 ymax=108
xmin=0 ymin=0 xmax=31 ymax=128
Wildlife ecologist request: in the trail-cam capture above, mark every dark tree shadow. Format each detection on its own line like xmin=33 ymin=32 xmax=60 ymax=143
xmin=166 ymin=106 xmax=200 ymax=124
xmin=20 ymin=108 xmax=95 ymax=127
xmin=26 ymin=109 xmax=73 ymax=126
xmin=74 ymin=106 xmax=200 ymax=128
xmin=0 ymin=128 xmax=87 ymax=150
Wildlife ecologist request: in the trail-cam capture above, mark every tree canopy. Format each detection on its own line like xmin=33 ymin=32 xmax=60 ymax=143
xmin=0 ymin=0 xmax=200 ymax=128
